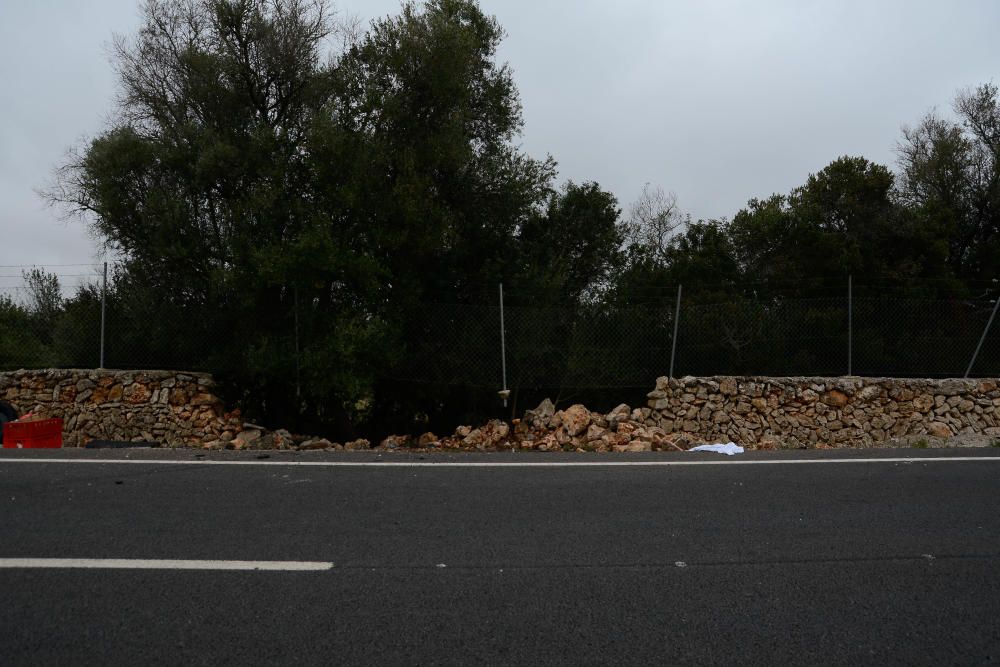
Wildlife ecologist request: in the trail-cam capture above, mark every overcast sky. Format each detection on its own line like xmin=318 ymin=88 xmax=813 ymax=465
xmin=1 ymin=0 xmax=998 ymax=279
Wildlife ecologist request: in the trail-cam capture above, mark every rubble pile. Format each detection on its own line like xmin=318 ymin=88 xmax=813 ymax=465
xmin=363 ymin=398 xmax=693 ymax=453
xmin=199 ymin=396 xmax=693 ymax=453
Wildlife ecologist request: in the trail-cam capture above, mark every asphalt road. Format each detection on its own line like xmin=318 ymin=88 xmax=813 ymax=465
xmin=2 ymin=448 xmax=1000 ymax=665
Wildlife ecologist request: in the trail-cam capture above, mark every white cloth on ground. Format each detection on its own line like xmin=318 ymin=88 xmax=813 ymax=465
xmin=688 ymin=442 xmax=744 ymax=456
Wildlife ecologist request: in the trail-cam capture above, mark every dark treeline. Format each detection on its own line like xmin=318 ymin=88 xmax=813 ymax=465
xmin=3 ymin=0 xmax=997 ymax=438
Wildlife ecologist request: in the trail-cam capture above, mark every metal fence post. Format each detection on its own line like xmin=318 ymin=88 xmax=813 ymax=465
xmin=965 ymin=296 xmax=1000 ymax=378
xmin=848 ymin=274 xmax=853 ymax=376
xmin=499 ymin=282 xmax=508 ymax=407
xmin=100 ymin=261 xmax=107 ymax=369
xmin=669 ymin=284 xmax=682 ymax=379
xmin=294 ymin=285 xmax=301 ymax=401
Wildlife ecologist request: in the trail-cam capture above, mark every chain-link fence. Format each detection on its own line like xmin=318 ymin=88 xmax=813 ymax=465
xmin=0 ymin=264 xmax=215 ymax=372
xmin=390 ymin=293 xmax=999 ymax=388
xmin=3 ymin=269 xmax=999 ymax=386
xmin=395 ymin=301 xmax=678 ymax=388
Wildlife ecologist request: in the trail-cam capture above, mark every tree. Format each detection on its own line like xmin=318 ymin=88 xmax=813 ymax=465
xmin=51 ymin=0 xmax=565 ymax=436
xmin=49 ymin=0 xmax=369 ymax=429
xmin=788 ymin=156 xmax=896 ymax=278
xmin=0 ymin=297 xmax=53 ymax=370
xmin=724 ymin=156 xmax=932 ymax=294
xmin=21 ymin=269 xmax=63 ymax=339
xmin=512 ymin=181 xmax=623 ymax=304
xmin=623 ymin=183 xmax=687 ymax=263
xmin=324 ymin=0 xmax=556 ymax=306
xmin=54 ymin=0 xmax=338 ymax=272
xmin=897 ymin=83 xmax=1000 ymax=280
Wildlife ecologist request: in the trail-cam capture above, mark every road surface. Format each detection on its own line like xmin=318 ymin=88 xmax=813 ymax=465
xmin=1 ymin=448 xmax=999 ymax=665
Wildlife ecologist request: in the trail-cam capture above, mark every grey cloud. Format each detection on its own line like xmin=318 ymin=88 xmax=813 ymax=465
xmin=1 ymin=0 xmax=997 ymax=268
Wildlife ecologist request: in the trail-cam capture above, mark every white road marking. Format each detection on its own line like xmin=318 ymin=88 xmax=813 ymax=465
xmin=0 ymin=456 xmax=999 ymax=467
xmin=0 ymin=558 xmax=333 ymax=571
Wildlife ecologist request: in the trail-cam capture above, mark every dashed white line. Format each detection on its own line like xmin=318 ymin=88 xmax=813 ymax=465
xmin=0 ymin=558 xmax=333 ymax=571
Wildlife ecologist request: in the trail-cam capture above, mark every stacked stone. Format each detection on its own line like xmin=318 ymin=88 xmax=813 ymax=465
xmin=4 ymin=369 xmax=998 ymax=451
xmin=643 ymin=376 xmax=1000 ymax=448
xmin=0 ymin=369 xmax=239 ymax=447
xmin=373 ymin=401 xmax=691 ymax=453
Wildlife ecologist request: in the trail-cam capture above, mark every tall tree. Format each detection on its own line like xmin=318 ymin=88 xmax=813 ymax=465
xmin=513 ymin=181 xmax=623 ymax=305
xmin=897 ymin=83 xmax=1000 ymax=279
xmin=21 ymin=269 xmax=63 ymax=333
xmin=326 ymin=0 xmax=555 ymax=305
xmin=623 ymin=183 xmax=687 ymax=264
xmin=726 ymin=156 xmax=927 ymax=294
xmin=50 ymin=0 xmax=564 ymax=435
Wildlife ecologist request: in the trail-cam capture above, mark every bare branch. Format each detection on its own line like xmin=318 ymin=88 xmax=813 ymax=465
xmin=625 ymin=183 xmax=687 ymax=261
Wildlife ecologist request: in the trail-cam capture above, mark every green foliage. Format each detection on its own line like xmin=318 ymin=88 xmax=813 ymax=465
xmin=724 ymin=157 xmax=930 ymax=294
xmin=513 ymin=181 xmax=624 ymax=304
xmin=20 ymin=269 xmax=63 ymax=342
xmin=38 ymin=0 xmax=1000 ymax=436
xmin=50 ymin=0 xmax=581 ymax=436
xmin=0 ymin=296 xmax=54 ymax=369
xmin=897 ymin=83 xmax=1000 ymax=281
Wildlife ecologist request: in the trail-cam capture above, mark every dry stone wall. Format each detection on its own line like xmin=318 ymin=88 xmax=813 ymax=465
xmin=644 ymin=376 xmax=1000 ymax=447
xmin=3 ymin=369 xmax=999 ymax=451
xmin=398 ymin=375 xmax=1000 ymax=452
xmin=0 ymin=369 xmax=240 ymax=447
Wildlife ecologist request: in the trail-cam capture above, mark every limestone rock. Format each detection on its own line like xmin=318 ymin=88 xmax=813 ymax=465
xmin=380 ymin=434 xmax=411 ymax=449
xmin=417 ymin=432 xmax=439 ymax=447
xmin=822 ymin=390 xmax=849 ymax=408
xmin=482 ymin=419 xmax=510 ymax=445
xmin=462 ymin=429 xmax=485 ymax=447
xmin=234 ymin=429 xmax=261 ymax=445
xmin=523 ymin=399 xmax=556 ymax=428
xmin=344 ymin=438 xmax=371 ymax=450
xmin=299 ymin=439 xmax=335 ymax=451
xmin=857 ymin=385 xmax=881 ymax=401
xmin=561 ymin=404 xmax=591 ymax=437
xmin=535 ymin=433 xmax=559 ymax=451
xmin=191 ymin=393 xmax=220 ymax=407
xmin=606 ymin=404 xmax=631 ymax=422
xmin=927 ymin=422 xmax=952 ymax=439
xmin=938 ymin=379 xmax=974 ymax=396
xmin=463 ymin=420 xmax=510 ymax=449
xmin=123 ymin=383 xmax=152 ymax=404
xmin=913 ymin=394 xmax=934 ymax=412
xmin=531 ymin=398 xmax=556 ymax=419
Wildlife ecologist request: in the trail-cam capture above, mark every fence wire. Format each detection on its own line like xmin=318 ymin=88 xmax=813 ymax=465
xmin=2 ymin=275 xmax=1000 ymax=387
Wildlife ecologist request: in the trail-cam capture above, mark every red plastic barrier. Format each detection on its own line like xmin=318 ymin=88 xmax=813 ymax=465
xmin=2 ymin=418 xmax=63 ymax=449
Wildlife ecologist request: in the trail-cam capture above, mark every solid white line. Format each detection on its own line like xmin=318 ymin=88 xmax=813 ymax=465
xmin=0 ymin=558 xmax=333 ymax=571
xmin=0 ymin=456 xmax=999 ymax=467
